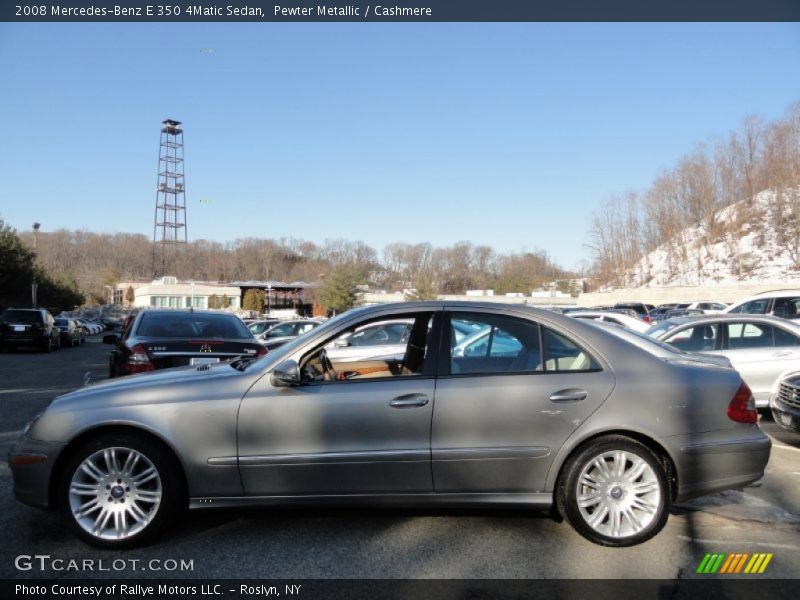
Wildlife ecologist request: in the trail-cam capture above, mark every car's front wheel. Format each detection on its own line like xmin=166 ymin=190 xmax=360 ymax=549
xmin=557 ymin=436 xmax=670 ymax=547
xmin=60 ymin=433 xmax=183 ymax=548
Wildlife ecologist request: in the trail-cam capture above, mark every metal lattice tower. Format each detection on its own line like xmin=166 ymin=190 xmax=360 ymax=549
xmin=152 ymin=118 xmax=187 ymax=277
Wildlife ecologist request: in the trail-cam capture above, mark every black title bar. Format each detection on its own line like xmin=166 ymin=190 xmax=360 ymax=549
xmin=3 ymin=0 xmax=800 ymax=22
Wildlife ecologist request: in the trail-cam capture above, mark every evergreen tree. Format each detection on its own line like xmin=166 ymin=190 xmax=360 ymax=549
xmin=317 ymin=265 xmax=364 ymax=314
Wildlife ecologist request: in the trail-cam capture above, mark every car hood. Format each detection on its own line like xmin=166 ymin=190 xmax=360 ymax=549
xmin=50 ymin=361 xmax=249 ymax=408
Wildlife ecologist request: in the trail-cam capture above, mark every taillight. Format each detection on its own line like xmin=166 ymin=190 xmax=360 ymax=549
xmin=644 ymin=315 xmax=651 ymax=322
xmin=727 ymin=381 xmax=757 ymax=424
xmin=257 ymin=346 xmax=268 ymax=356
xmin=124 ymin=344 xmax=155 ymax=374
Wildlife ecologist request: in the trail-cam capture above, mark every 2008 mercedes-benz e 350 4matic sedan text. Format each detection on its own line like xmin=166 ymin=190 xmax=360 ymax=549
xmin=9 ymin=302 xmax=771 ymax=548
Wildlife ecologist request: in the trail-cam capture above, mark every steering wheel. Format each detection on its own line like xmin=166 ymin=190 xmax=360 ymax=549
xmin=319 ymin=349 xmax=337 ymax=381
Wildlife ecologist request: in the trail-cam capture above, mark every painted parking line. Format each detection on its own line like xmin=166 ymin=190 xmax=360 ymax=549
xmin=770 ymin=441 xmax=800 ymax=453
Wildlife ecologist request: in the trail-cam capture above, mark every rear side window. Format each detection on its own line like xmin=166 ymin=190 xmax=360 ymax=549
xmin=448 ymin=312 xmax=599 ymax=375
xmin=726 ymin=322 xmax=774 ymax=349
xmin=450 ymin=313 xmax=536 ymax=374
xmin=663 ymin=324 xmax=719 ymax=352
xmin=542 ymin=328 xmax=600 ymax=372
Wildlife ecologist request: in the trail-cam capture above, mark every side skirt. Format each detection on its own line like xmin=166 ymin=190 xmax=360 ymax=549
xmin=190 ymin=492 xmax=553 ymax=510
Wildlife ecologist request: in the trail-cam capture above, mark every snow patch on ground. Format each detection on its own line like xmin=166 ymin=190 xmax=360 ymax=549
xmin=678 ymin=490 xmax=800 ymax=525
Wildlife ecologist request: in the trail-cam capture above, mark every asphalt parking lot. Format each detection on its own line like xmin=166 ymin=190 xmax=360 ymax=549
xmin=1 ymin=339 xmax=798 ymax=580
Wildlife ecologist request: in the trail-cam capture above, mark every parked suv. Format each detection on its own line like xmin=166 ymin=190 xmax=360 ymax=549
xmin=0 ymin=308 xmax=60 ymax=352
xmin=724 ymin=289 xmax=800 ymax=320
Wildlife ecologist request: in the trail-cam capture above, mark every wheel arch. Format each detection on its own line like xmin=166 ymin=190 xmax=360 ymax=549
xmin=548 ymin=428 xmax=678 ymax=520
xmin=49 ymin=424 xmax=189 ymax=510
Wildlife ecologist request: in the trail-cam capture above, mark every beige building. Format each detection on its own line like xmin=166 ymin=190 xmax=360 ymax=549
xmin=115 ymin=277 xmax=242 ymax=310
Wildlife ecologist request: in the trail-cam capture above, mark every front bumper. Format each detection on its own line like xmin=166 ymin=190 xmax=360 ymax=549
xmin=8 ymin=436 xmax=66 ymax=509
xmin=771 ymin=395 xmax=800 ymax=433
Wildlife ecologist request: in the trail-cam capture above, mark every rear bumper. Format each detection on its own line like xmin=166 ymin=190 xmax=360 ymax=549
xmin=8 ymin=436 xmax=65 ymax=510
xmin=1 ymin=333 xmax=47 ymax=347
xmin=668 ymin=427 xmax=771 ymax=502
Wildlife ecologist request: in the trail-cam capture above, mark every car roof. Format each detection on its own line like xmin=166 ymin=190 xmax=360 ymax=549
xmin=660 ymin=313 xmax=800 ymax=329
xmin=751 ymin=288 xmax=800 ymax=296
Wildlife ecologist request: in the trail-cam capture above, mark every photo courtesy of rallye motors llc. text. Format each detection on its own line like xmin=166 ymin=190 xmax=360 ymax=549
xmin=14 ymin=583 xmax=303 ymax=597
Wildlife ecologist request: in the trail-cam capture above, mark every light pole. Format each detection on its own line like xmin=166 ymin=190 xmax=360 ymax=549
xmin=190 ymin=281 xmax=195 ymax=309
xmin=31 ymin=222 xmax=40 ymax=307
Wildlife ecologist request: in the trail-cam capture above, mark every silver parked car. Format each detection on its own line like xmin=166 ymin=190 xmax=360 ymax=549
xmin=646 ymin=314 xmax=800 ymax=407
xmin=9 ymin=302 xmax=770 ymax=548
xmin=770 ymin=367 xmax=800 ymax=433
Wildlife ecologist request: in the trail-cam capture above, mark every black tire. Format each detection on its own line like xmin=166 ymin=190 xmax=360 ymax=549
xmin=42 ymin=338 xmax=52 ymax=353
xmin=59 ymin=432 xmax=185 ymax=548
xmin=556 ymin=435 xmax=670 ymax=547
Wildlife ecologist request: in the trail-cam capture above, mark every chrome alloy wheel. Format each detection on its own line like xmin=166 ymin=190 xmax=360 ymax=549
xmin=68 ymin=447 xmax=162 ymax=541
xmin=575 ymin=450 xmax=662 ymax=539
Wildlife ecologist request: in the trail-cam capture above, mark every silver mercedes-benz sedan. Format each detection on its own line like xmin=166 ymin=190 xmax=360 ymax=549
xmin=9 ymin=302 xmax=770 ymax=548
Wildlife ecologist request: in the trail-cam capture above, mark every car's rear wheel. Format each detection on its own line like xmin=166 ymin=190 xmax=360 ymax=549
xmin=59 ymin=433 xmax=183 ymax=548
xmin=557 ymin=436 xmax=669 ymax=547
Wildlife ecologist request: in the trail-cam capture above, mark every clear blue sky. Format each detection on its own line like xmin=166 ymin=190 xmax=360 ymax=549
xmin=1 ymin=23 xmax=798 ymax=270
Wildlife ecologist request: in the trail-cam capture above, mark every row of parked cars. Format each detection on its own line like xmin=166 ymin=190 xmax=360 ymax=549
xmin=562 ymin=289 xmax=800 ymax=434
xmin=0 ymin=307 xmax=109 ymax=352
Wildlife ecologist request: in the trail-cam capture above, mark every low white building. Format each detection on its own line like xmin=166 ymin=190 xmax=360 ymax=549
xmin=123 ymin=277 xmax=242 ymax=310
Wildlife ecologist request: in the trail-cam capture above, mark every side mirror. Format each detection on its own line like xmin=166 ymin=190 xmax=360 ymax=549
xmin=102 ymin=334 xmax=119 ymax=345
xmin=333 ymin=338 xmax=350 ymax=348
xmin=271 ymin=360 xmax=302 ymax=387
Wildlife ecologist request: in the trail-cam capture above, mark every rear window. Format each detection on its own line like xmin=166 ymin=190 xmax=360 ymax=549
xmin=136 ymin=312 xmax=253 ymax=339
xmin=1 ymin=310 xmax=43 ymax=324
xmin=55 ymin=318 xmax=70 ymax=327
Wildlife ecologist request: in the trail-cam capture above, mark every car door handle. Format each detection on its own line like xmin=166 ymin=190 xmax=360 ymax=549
xmin=390 ymin=394 xmax=430 ymax=408
xmin=549 ymin=389 xmax=588 ymax=403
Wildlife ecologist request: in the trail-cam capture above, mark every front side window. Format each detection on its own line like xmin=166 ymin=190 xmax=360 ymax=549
xmin=729 ymin=299 xmax=769 ymax=315
xmin=773 ymin=297 xmax=800 ymax=319
xmin=774 ymin=326 xmax=800 ymax=347
xmin=300 ymin=313 xmax=434 ymax=383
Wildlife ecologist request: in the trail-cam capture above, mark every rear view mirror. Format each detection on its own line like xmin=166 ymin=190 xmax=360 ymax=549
xmin=102 ymin=334 xmax=118 ymax=345
xmin=271 ymin=360 xmax=302 ymax=387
